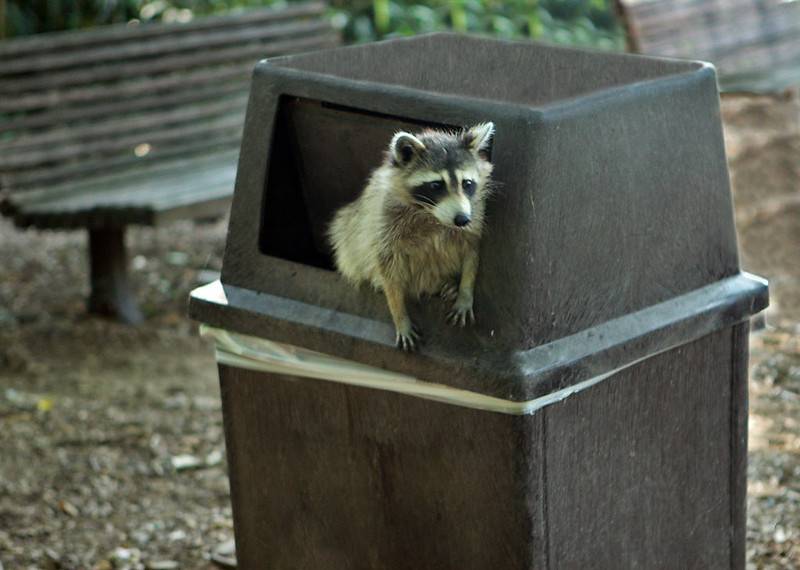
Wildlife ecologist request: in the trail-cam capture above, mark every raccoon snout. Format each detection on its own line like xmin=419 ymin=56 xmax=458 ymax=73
xmin=454 ymin=213 xmax=471 ymax=227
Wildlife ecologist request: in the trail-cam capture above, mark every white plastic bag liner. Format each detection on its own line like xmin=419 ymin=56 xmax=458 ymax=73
xmin=201 ymin=325 xmax=622 ymax=415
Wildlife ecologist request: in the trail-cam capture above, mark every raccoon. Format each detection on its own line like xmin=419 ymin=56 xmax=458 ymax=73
xmin=328 ymin=122 xmax=495 ymax=351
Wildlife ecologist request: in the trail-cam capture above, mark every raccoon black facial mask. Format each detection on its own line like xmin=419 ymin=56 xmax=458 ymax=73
xmin=328 ymin=122 xmax=495 ymax=351
xmin=411 ymin=180 xmax=448 ymax=207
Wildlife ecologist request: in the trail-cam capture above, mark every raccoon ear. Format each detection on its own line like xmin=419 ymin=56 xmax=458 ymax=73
xmin=462 ymin=122 xmax=495 ymax=154
xmin=390 ymin=132 xmax=426 ymax=165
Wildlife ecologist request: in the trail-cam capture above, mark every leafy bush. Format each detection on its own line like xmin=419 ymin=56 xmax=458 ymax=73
xmin=331 ymin=0 xmax=622 ymax=49
xmin=3 ymin=0 xmax=286 ymax=36
xmin=3 ymin=0 xmax=624 ymax=51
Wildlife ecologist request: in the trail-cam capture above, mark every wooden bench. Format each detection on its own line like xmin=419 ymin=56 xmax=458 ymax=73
xmin=616 ymin=0 xmax=800 ymax=92
xmin=0 ymin=3 xmax=339 ymax=323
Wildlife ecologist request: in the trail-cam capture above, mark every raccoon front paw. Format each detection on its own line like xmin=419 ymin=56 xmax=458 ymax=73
xmin=395 ymin=323 xmax=422 ymax=352
xmin=447 ymin=298 xmax=475 ymax=327
xmin=439 ymin=281 xmax=459 ymax=303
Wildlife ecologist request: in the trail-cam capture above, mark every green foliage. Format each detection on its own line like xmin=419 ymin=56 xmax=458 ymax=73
xmin=6 ymin=0 xmax=136 ymax=36
xmin=3 ymin=0 xmax=624 ymax=51
xmin=330 ymin=0 xmax=623 ymax=49
xmin=3 ymin=0 xmax=290 ymax=36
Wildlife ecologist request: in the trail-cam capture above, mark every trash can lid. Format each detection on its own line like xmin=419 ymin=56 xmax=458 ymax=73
xmin=190 ymin=35 xmax=768 ymax=402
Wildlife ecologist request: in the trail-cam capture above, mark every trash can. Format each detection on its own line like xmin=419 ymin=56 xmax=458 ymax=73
xmin=190 ymin=34 xmax=769 ymax=569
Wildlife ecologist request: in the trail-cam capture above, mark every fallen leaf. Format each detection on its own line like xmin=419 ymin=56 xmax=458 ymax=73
xmin=146 ymin=561 xmax=179 ymax=570
xmin=58 ymin=499 xmax=79 ymax=517
xmin=171 ymin=455 xmax=203 ymax=471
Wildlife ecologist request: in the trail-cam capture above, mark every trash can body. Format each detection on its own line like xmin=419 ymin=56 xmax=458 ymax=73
xmin=202 ymin=322 xmax=750 ymax=569
xmin=190 ymin=34 xmax=768 ymax=569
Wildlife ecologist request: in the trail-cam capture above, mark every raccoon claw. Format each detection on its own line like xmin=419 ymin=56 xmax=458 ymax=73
xmin=439 ymin=282 xmax=459 ymax=303
xmin=447 ymin=304 xmax=475 ymax=327
xmin=396 ymin=325 xmax=422 ymax=352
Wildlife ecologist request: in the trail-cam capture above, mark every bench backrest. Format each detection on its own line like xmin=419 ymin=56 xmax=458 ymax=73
xmin=616 ymin=0 xmax=800 ymax=91
xmin=0 ymin=3 xmax=338 ymax=194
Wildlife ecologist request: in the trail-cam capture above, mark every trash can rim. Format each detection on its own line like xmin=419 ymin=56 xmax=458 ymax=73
xmin=255 ymin=48 xmax=711 ymax=116
xmin=252 ymin=60 xmax=543 ymax=118
xmin=190 ymin=271 xmax=768 ymax=402
xmin=264 ymin=31 xmax=709 ymax=77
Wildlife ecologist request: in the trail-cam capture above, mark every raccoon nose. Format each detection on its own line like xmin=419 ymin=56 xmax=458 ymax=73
xmin=454 ymin=213 xmax=471 ymax=227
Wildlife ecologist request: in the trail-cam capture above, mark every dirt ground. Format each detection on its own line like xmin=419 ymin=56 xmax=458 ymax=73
xmin=722 ymin=92 xmax=800 ymax=569
xmin=1 ymin=93 xmax=799 ymax=569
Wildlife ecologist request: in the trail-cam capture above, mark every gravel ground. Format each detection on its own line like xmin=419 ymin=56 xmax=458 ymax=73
xmin=0 ymin=93 xmax=798 ymax=569
xmin=723 ymin=92 xmax=800 ymax=569
xmin=0 ymin=219 xmax=231 ymax=569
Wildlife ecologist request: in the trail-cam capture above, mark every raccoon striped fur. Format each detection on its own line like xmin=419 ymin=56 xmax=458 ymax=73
xmin=328 ymin=122 xmax=495 ymax=351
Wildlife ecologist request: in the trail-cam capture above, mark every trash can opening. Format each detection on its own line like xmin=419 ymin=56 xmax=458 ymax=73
xmin=259 ymin=96 xmax=463 ymax=270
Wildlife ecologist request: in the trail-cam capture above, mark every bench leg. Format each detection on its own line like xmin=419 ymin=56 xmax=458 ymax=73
xmin=87 ymin=227 xmax=143 ymax=325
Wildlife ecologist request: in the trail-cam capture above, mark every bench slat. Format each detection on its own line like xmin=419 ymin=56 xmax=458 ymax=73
xmin=7 ymin=152 xmax=239 ymax=228
xmin=623 ymin=0 xmax=785 ymax=23
xmin=2 ymin=136 xmax=241 ymax=190
xmin=633 ymin=7 xmax=799 ymax=55
xmin=17 ymin=178 xmax=236 ymax=228
xmin=0 ymin=3 xmax=327 ymax=59
xmin=20 ymin=163 xmax=237 ymax=212
xmin=0 ymin=66 xmax=250 ymax=113
xmin=618 ymin=0 xmax=800 ymax=92
xmin=1 ymin=94 xmax=248 ymax=151
xmin=13 ymin=149 xmax=239 ymax=202
xmin=1 ymin=18 xmax=333 ymax=78
xmin=0 ymin=27 xmax=338 ymax=95
xmin=1 ymin=28 xmax=336 ymax=113
xmin=0 ymin=113 xmax=244 ymax=170
xmin=152 ymin=193 xmax=233 ymax=226
xmin=0 ymin=82 xmax=246 ymax=134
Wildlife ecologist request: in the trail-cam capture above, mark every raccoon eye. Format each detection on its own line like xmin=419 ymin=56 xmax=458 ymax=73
xmin=462 ymin=179 xmax=476 ymax=196
xmin=412 ymin=180 xmax=447 ymax=206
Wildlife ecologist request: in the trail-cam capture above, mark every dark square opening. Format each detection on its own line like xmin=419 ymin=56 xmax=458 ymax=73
xmin=259 ymin=96 xmax=455 ymax=270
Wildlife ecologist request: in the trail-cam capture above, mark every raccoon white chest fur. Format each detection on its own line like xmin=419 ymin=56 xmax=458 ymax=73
xmin=329 ymin=122 xmax=495 ymax=351
xmin=332 ymin=169 xmax=481 ymax=296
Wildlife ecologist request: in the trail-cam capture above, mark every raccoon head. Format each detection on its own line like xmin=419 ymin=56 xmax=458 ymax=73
xmin=389 ymin=122 xmax=495 ymax=230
